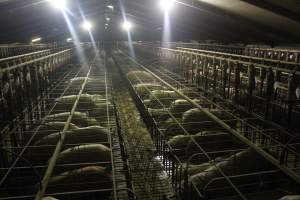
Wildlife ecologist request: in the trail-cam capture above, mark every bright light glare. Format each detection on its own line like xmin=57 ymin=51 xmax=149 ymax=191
xmin=107 ymin=5 xmax=114 ymax=10
xmin=66 ymin=38 xmax=72 ymax=42
xmin=31 ymin=37 xmax=41 ymax=43
xmin=81 ymin=21 xmax=92 ymax=31
xmin=122 ymin=21 xmax=132 ymax=31
xmin=47 ymin=0 xmax=66 ymax=10
xmin=159 ymin=0 xmax=175 ymax=12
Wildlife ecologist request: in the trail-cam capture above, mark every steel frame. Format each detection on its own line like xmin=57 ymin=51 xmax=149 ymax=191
xmin=0 ymin=51 xmax=129 ymax=199
xmin=0 ymin=49 xmax=74 ymax=160
xmin=0 ymin=50 xmax=51 ymax=68
xmin=114 ymin=46 xmax=300 ymax=199
xmin=154 ymin=47 xmax=300 ymax=131
xmin=154 ymin=48 xmax=300 ymax=180
xmin=0 ymin=44 xmax=53 ymax=59
xmin=176 ymin=47 xmax=299 ymax=67
xmin=132 ymin=42 xmax=300 ymax=64
xmin=112 ymin=55 xmax=177 ymax=200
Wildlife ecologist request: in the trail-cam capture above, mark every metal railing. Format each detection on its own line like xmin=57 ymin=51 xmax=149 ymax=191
xmin=114 ymin=47 xmax=300 ymax=199
xmin=0 ymin=50 xmax=52 ymax=68
xmin=155 ymin=47 xmax=300 ymax=131
xmin=0 ymin=49 xmax=74 ymax=149
xmin=0 ymin=52 xmax=128 ymax=199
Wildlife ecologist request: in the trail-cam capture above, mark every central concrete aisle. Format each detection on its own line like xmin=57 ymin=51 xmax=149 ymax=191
xmin=108 ymin=57 xmax=175 ymax=200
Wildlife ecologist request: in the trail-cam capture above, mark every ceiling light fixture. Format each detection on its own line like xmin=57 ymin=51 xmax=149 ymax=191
xmin=159 ymin=0 xmax=175 ymax=12
xmin=31 ymin=37 xmax=42 ymax=43
xmin=47 ymin=0 xmax=67 ymax=10
xmin=107 ymin=5 xmax=114 ymax=10
xmin=66 ymin=38 xmax=73 ymax=42
xmin=122 ymin=21 xmax=132 ymax=31
xmin=81 ymin=21 xmax=92 ymax=31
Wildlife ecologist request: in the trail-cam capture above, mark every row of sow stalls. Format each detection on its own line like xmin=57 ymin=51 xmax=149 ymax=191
xmin=0 ymin=62 xmax=123 ymax=199
xmin=124 ymin=67 xmax=300 ymax=200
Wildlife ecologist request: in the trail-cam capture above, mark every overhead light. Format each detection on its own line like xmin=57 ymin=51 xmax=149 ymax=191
xmin=66 ymin=38 xmax=72 ymax=42
xmin=107 ymin=5 xmax=114 ymax=10
xmin=159 ymin=0 xmax=175 ymax=12
xmin=105 ymin=23 xmax=108 ymax=26
xmin=122 ymin=21 xmax=132 ymax=31
xmin=81 ymin=21 xmax=92 ymax=31
xmin=106 ymin=17 xmax=110 ymax=21
xmin=47 ymin=0 xmax=67 ymax=10
xmin=31 ymin=37 xmax=42 ymax=43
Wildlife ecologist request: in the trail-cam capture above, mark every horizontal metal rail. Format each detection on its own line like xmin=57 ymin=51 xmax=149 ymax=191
xmin=0 ymin=68 xmax=74 ymax=140
xmin=120 ymin=50 xmax=300 ymax=185
xmin=0 ymin=50 xmax=51 ymax=65
xmin=0 ymin=49 xmax=72 ymax=73
xmin=245 ymin=47 xmax=300 ymax=62
xmin=177 ymin=47 xmax=300 ymax=66
xmin=1 ymin=189 xmax=114 ymax=200
xmin=154 ymin=46 xmax=300 ymax=132
xmin=154 ymin=66 xmax=300 ymax=182
xmin=34 ymin=57 xmax=96 ymax=199
xmin=116 ymin=52 xmax=249 ymax=199
xmin=247 ymin=47 xmax=300 ymax=53
xmin=132 ymin=42 xmax=245 ymax=54
xmin=0 ymin=53 xmax=124 ymax=200
xmin=0 ymin=67 xmax=83 ymax=187
xmin=158 ymin=48 xmax=300 ymax=75
xmin=0 ymin=44 xmax=51 ymax=48
xmin=0 ymin=49 xmax=74 ymax=150
xmin=0 ymin=44 xmax=53 ymax=59
xmin=114 ymin=50 xmax=299 ymax=199
xmin=132 ymin=42 xmax=300 ymax=63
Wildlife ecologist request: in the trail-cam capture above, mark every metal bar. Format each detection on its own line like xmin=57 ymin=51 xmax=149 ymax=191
xmin=133 ymin=42 xmax=300 ymax=61
xmin=159 ymin=48 xmax=300 ymax=75
xmin=122 ymin=51 xmax=300 ymax=184
xmin=178 ymin=47 xmax=299 ymax=65
xmin=1 ymin=188 xmax=114 ymax=200
xmin=118 ymin=52 xmax=248 ymax=200
xmin=0 ymin=50 xmax=51 ymax=64
xmin=0 ymin=44 xmax=50 ymax=48
xmin=0 ymin=63 xmax=80 ymax=187
xmin=0 ymin=49 xmax=72 ymax=73
xmin=155 ymin=66 xmax=297 ymax=143
xmin=104 ymin=55 xmax=118 ymax=200
xmin=34 ymin=57 xmax=96 ymax=199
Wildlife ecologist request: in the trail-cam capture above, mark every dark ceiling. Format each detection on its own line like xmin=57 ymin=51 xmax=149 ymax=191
xmin=0 ymin=0 xmax=299 ymax=44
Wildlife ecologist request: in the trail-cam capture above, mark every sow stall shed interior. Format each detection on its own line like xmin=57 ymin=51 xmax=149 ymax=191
xmin=112 ymin=48 xmax=300 ymax=200
xmin=0 ymin=43 xmax=299 ymax=200
xmin=0 ymin=52 xmax=124 ymax=199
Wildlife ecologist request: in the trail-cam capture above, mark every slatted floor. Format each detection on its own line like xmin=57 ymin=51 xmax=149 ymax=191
xmin=110 ymin=60 xmax=175 ymax=200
